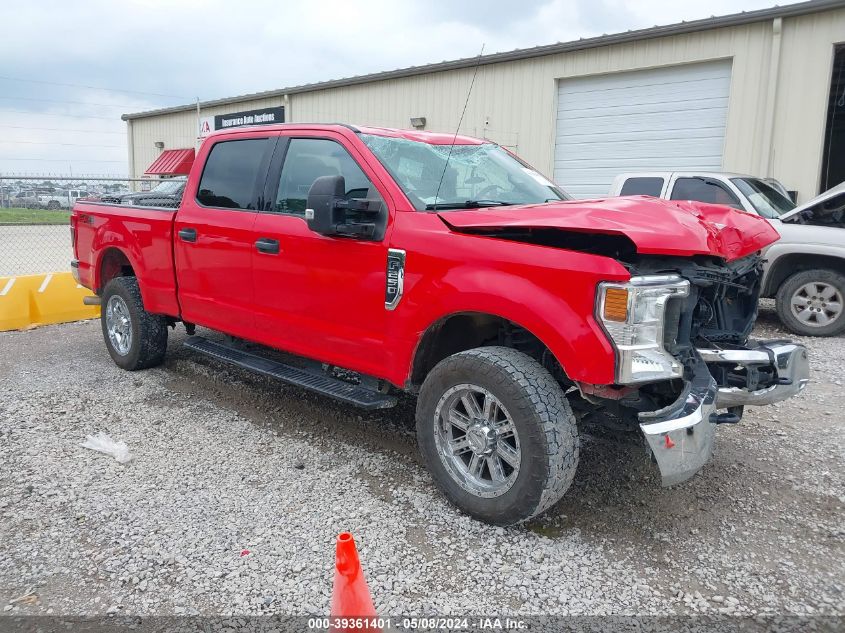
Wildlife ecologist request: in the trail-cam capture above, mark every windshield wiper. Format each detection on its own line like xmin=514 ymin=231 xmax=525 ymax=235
xmin=426 ymin=199 xmax=514 ymax=210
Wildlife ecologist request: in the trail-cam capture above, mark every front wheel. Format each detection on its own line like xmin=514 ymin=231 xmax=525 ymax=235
xmin=776 ymin=269 xmax=845 ymax=337
xmin=416 ymin=346 xmax=579 ymax=525
xmin=100 ymin=276 xmax=168 ymax=370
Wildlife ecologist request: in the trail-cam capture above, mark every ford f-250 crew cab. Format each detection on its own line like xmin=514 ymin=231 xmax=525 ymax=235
xmin=71 ymin=124 xmax=809 ymax=525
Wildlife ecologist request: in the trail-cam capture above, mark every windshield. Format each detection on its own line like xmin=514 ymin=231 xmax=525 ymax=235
xmin=360 ymin=133 xmax=569 ymax=210
xmin=731 ymin=177 xmax=796 ymax=219
xmin=151 ymin=178 xmax=186 ymax=194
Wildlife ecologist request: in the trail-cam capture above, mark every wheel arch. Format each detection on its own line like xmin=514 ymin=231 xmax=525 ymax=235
xmin=96 ymin=247 xmax=136 ymax=294
xmin=763 ymin=251 xmax=845 ymax=296
xmin=408 ymin=311 xmax=570 ymax=390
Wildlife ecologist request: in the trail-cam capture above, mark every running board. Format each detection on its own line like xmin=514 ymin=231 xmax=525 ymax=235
xmin=183 ymin=336 xmax=397 ymax=410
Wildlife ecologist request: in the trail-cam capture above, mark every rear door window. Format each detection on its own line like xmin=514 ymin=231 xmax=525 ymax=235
xmin=670 ymin=177 xmax=743 ymax=209
xmin=619 ymin=177 xmax=664 ymax=197
xmin=197 ymin=138 xmax=270 ymax=209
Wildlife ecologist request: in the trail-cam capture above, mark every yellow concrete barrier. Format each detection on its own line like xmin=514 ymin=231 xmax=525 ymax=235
xmin=0 ymin=272 xmax=99 ymax=332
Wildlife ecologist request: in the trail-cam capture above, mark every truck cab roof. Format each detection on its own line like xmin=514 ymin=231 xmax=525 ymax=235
xmin=612 ymin=170 xmax=752 ymax=181
xmin=204 ymin=123 xmax=487 ymax=146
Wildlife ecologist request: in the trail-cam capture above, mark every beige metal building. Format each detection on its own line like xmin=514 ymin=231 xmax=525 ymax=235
xmin=124 ymin=0 xmax=845 ymax=202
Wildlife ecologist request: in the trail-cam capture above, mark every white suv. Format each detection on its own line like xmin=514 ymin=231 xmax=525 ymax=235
xmin=610 ymin=172 xmax=845 ymax=337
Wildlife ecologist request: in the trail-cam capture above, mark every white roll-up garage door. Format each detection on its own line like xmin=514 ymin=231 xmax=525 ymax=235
xmin=554 ymin=60 xmax=732 ymax=198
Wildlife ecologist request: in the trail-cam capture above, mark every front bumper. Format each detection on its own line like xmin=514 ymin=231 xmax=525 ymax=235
xmin=698 ymin=341 xmax=810 ymax=407
xmin=638 ymin=357 xmax=718 ymax=487
xmin=638 ymin=340 xmax=809 ymax=487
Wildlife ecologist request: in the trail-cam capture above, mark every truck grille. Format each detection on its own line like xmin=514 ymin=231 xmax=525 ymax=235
xmin=687 ymin=255 xmax=763 ymax=345
xmin=663 ymin=295 xmax=684 ymax=350
xmin=638 ymin=254 xmax=764 ymax=356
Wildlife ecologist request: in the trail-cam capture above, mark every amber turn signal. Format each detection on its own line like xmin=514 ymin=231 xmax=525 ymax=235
xmin=603 ymin=287 xmax=629 ymax=322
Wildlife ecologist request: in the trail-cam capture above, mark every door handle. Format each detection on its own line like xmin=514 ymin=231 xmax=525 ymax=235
xmin=255 ymin=237 xmax=280 ymax=255
xmin=178 ymin=227 xmax=197 ymax=243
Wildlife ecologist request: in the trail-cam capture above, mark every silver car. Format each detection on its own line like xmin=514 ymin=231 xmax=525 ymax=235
xmin=610 ymin=172 xmax=845 ymax=337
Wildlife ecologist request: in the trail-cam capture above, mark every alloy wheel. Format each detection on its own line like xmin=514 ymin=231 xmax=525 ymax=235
xmin=790 ymin=281 xmax=843 ymax=328
xmin=433 ymin=384 xmax=521 ymax=498
xmin=105 ymin=295 xmax=133 ymax=355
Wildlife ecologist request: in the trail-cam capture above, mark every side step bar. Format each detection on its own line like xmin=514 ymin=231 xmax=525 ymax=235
xmin=183 ymin=336 xmax=397 ymax=410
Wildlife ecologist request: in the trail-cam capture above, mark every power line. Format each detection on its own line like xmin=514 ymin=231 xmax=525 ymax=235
xmin=0 ymin=124 xmax=124 ymax=135
xmin=0 ymin=157 xmax=126 ymax=163
xmin=0 ymin=108 xmax=122 ymax=121
xmin=0 ymin=140 xmax=124 ymax=148
xmin=0 ymin=175 xmax=132 ymax=180
xmin=0 ymin=95 xmax=149 ymax=109
xmin=0 ymin=74 xmax=188 ymax=100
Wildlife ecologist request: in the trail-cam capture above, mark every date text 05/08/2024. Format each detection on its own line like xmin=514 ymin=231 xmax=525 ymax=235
xmin=307 ymin=617 xmax=528 ymax=630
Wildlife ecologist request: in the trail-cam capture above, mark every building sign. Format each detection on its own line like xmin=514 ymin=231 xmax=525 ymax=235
xmin=198 ymin=106 xmax=285 ymax=138
xmin=198 ymin=116 xmax=213 ymax=138
xmin=214 ymin=106 xmax=285 ymax=130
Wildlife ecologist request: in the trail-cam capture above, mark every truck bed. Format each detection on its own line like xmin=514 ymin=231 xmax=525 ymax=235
xmin=72 ymin=201 xmax=180 ymax=316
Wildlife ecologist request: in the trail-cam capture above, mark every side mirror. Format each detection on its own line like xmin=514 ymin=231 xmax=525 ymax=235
xmin=305 ymin=175 xmax=346 ymax=236
xmin=305 ymin=174 xmax=385 ymax=239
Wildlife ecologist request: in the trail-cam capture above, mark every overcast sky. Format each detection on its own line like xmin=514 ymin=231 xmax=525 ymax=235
xmin=0 ymin=0 xmax=796 ymax=176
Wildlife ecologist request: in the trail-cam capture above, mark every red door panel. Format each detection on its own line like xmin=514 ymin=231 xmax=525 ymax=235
xmin=249 ymin=133 xmax=395 ymax=378
xmin=174 ymin=133 xmax=275 ymax=338
xmin=251 ymin=213 xmax=389 ymax=376
xmin=174 ymin=205 xmax=258 ymax=337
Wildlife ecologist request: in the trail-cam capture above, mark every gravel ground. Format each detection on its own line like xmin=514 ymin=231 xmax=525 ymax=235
xmin=0 ymin=302 xmax=842 ymax=620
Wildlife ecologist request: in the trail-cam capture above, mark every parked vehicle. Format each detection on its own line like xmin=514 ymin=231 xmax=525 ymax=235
xmin=72 ymin=125 xmax=809 ymax=525
xmin=610 ymin=172 xmax=845 ymax=337
xmin=13 ymin=190 xmax=43 ymax=209
xmin=40 ymin=189 xmax=89 ymax=210
xmin=101 ymin=177 xmax=186 ymax=207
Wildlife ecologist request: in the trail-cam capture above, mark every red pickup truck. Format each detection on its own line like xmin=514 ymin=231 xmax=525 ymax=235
xmin=72 ymin=124 xmax=809 ymax=525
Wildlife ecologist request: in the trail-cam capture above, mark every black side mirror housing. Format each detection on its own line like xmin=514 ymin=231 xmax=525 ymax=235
xmin=306 ymin=174 xmax=385 ymax=240
xmin=306 ymin=175 xmax=346 ymax=236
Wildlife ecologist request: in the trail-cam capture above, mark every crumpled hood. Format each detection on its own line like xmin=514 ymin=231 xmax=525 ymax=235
xmin=438 ymin=195 xmax=780 ymax=261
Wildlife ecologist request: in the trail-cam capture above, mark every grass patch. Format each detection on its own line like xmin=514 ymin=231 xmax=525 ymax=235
xmin=0 ymin=207 xmax=70 ymax=225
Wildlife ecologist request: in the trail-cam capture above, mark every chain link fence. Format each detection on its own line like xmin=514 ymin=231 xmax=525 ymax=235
xmin=0 ymin=174 xmax=184 ymax=277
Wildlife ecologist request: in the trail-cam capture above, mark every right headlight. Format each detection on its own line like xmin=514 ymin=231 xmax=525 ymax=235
xmin=597 ymin=275 xmax=690 ymax=384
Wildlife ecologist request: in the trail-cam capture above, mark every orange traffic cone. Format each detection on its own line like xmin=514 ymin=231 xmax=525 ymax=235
xmin=330 ymin=532 xmax=378 ymax=631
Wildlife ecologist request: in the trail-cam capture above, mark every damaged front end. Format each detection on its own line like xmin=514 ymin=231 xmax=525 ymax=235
xmin=591 ymin=254 xmax=809 ymax=486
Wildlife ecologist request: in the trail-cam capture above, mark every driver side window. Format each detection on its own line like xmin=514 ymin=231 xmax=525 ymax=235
xmin=274 ymin=138 xmax=380 ymax=215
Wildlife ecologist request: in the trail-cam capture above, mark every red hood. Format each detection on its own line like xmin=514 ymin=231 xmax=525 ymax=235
xmin=438 ymin=196 xmax=780 ymax=261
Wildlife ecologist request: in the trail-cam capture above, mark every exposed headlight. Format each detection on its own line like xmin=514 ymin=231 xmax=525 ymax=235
xmin=597 ymin=275 xmax=690 ymax=384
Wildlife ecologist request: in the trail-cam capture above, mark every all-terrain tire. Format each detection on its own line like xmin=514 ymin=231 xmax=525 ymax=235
xmin=416 ymin=346 xmax=579 ymax=525
xmin=100 ymin=276 xmax=168 ymax=370
xmin=775 ymin=269 xmax=845 ymax=337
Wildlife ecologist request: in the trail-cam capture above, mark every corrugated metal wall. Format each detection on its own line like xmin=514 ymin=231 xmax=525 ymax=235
xmin=127 ymin=8 xmax=845 ymax=202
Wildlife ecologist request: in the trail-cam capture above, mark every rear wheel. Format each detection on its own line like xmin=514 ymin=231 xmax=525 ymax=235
xmin=46 ymin=200 xmax=60 ymax=210
xmin=776 ymin=269 xmax=845 ymax=337
xmin=416 ymin=346 xmax=579 ymax=525
xmin=100 ymin=277 xmax=168 ymax=370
